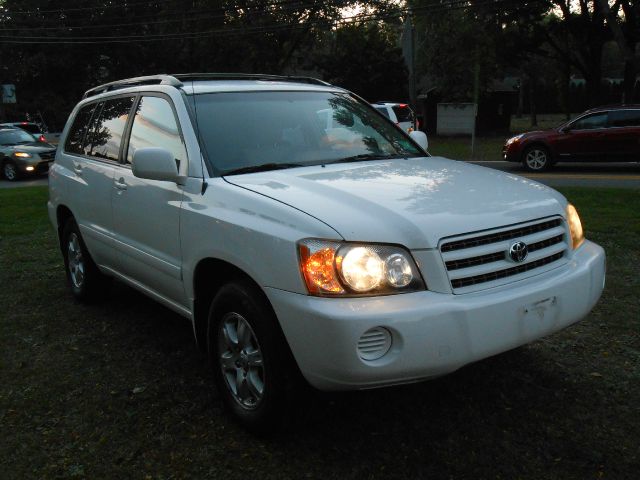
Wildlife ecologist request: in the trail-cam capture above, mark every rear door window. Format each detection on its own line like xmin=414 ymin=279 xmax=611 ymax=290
xmin=392 ymin=105 xmax=414 ymax=122
xmin=608 ymin=110 xmax=640 ymax=127
xmin=571 ymin=112 xmax=608 ymax=130
xmin=65 ymin=104 xmax=98 ymax=155
xmin=86 ymin=96 xmax=135 ymax=162
xmin=16 ymin=123 xmax=41 ymax=134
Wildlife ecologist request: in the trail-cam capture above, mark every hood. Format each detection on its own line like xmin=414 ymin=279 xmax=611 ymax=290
xmin=8 ymin=143 xmax=56 ymax=153
xmin=224 ymin=157 xmax=567 ymax=249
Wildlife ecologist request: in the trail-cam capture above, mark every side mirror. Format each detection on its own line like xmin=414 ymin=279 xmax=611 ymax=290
xmin=409 ymin=130 xmax=428 ymax=151
xmin=132 ymin=147 xmax=181 ymax=183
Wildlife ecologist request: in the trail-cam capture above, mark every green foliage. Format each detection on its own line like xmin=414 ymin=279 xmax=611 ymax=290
xmin=315 ymin=22 xmax=409 ymax=102
xmin=409 ymin=0 xmax=550 ymax=102
xmin=0 ymin=0 xmax=363 ymax=128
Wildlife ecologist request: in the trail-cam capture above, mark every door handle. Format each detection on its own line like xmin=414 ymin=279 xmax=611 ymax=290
xmin=114 ymin=178 xmax=127 ymax=191
xmin=73 ymin=163 xmax=83 ymax=175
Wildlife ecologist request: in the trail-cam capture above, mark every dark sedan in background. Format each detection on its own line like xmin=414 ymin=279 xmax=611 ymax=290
xmin=0 ymin=128 xmax=57 ymax=181
xmin=503 ymin=105 xmax=640 ymax=171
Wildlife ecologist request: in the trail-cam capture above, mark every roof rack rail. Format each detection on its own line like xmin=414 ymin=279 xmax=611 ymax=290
xmin=83 ymin=74 xmax=182 ymax=99
xmin=171 ymin=72 xmax=332 ymax=86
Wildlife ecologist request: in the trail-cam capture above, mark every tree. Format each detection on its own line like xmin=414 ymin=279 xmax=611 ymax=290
xmin=408 ymin=0 xmax=550 ymax=102
xmin=596 ymin=0 xmax=640 ymax=102
xmin=0 ymin=0 xmax=371 ymax=127
xmin=545 ymin=0 xmax=612 ymax=106
xmin=315 ymin=22 xmax=409 ymax=102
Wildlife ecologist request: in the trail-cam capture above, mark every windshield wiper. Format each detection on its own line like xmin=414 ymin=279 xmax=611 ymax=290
xmin=222 ymin=162 xmax=304 ymax=176
xmin=326 ymin=153 xmax=407 ymax=165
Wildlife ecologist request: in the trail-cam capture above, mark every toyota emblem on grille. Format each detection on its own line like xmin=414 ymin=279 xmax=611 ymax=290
xmin=509 ymin=241 xmax=528 ymax=262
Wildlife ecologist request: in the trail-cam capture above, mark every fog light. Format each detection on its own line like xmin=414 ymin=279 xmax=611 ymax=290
xmin=357 ymin=327 xmax=392 ymax=361
xmin=26 ymin=166 xmax=35 ymax=171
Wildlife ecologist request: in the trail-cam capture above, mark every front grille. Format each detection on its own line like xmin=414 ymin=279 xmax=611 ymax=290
xmin=35 ymin=162 xmax=51 ymax=173
xmin=39 ymin=151 xmax=55 ymax=160
xmin=440 ymin=217 xmax=569 ymax=293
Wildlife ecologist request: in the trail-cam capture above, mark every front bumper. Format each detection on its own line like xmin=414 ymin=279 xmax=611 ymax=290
xmin=502 ymin=142 xmax=521 ymax=162
xmin=266 ymin=240 xmax=605 ymax=391
xmin=16 ymin=158 xmax=53 ymax=175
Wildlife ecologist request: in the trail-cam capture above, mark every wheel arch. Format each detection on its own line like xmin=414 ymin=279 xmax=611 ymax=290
xmin=192 ymin=257 xmax=286 ymax=355
xmin=56 ymin=205 xmax=75 ymax=250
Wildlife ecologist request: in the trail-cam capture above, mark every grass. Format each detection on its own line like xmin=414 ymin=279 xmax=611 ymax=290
xmin=1 ymin=186 xmax=639 ymax=479
xmin=429 ymin=136 xmax=504 ymax=162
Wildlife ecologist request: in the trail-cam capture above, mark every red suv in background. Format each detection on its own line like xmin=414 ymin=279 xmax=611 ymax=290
xmin=503 ymin=105 xmax=640 ymax=171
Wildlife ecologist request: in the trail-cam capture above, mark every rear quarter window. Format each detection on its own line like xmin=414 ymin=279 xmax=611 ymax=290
xmin=374 ymin=106 xmax=391 ymax=119
xmin=65 ymin=104 xmax=98 ymax=155
xmin=608 ymin=110 xmax=640 ymax=127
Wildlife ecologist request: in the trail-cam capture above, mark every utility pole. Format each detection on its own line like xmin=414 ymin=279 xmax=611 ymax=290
xmin=402 ymin=11 xmax=417 ymax=108
xmin=471 ymin=46 xmax=480 ymax=159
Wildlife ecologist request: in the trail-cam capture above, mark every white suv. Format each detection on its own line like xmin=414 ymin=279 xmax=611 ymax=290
xmin=373 ymin=102 xmax=417 ymax=132
xmin=49 ymin=74 xmax=605 ymax=431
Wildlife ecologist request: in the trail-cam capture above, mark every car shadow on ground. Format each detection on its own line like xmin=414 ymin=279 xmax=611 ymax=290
xmin=94 ymin=281 xmax=630 ymax=479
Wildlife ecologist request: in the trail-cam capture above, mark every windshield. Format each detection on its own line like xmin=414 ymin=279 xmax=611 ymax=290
xmin=192 ymin=91 xmax=423 ymax=175
xmin=0 ymin=130 xmax=37 ymax=145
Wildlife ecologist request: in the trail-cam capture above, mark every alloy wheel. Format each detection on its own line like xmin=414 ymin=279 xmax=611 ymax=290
xmin=67 ymin=233 xmax=85 ymax=288
xmin=524 ymin=149 xmax=548 ymax=171
xmin=3 ymin=163 xmax=17 ymax=181
xmin=218 ymin=312 xmax=265 ymax=410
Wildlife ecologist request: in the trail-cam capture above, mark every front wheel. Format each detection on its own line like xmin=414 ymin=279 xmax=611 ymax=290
xmin=522 ymin=146 xmax=552 ymax=172
xmin=2 ymin=160 xmax=19 ymax=181
xmin=208 ymin=281 xmax=294 ymax=433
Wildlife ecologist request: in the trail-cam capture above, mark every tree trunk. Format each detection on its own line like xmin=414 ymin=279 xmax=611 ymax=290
xmin=528 ymin=75 xmax=537 ymax=127
xmin=516 ymin=74 xmax=524 ymax=119
xmin=623 ymin=55 xmax=637 ymax=103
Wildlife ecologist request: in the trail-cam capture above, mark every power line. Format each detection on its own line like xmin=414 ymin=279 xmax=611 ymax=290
xmin=0 ymin=0 xmax=546 ymax=44
xmin=0 ymin=0 xmax=337 ymax=31
xmin=1 ymin=0 xmax=184 ymax=16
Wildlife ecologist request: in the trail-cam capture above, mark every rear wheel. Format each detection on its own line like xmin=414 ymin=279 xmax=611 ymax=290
xmin=2 ymin=160 xmax=19 ymax=181
xmin=522 ymin=145 xmax=552 ymax=172
xmin=62 ymin=218 xmax=110 ymax=302
xmin=208 ymin=280 xmax=294 ymax=433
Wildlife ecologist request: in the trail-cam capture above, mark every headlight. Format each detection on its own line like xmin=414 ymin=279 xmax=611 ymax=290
xmin=14 ymin=152 xmax=32 ymax=158
xmin=298 ymin=239 xmax=426 ymax=296
xmin=566 ymin=203 xmax=585 ymax=250
xmin=505 ymin=134 xmax=523 ymax=146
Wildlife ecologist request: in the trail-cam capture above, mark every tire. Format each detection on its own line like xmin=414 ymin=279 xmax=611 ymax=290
xmin=208 ymin=280 xmax=294 ymax=433
xmin=2 ymin=160 xmax=19 ymax=181
xmin=61 ymin=218 xmax=110 ymax=302
xmin=522 ymin=145 xmax=552 ymax=172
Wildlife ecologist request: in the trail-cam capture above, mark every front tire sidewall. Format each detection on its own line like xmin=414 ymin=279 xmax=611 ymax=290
xmin=208 ymin=282 xmax=288 ymax=432
xmin=61 ymin=219 xmax=107 ymax=302
xmin=522 ymin=146 xmax=552 ymax=172
xmin=2 ymin=161 xmax=19 ymax=181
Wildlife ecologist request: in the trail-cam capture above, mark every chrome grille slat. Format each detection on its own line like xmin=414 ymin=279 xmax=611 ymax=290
xmin=451 ymin=252 xmax=564 ymax=289
xmin=447 ymin=242 xmax=567 ymax=281
xmin=440 ymin=226 xmax=566 ymax=262
xmin=441 ymin=218 xmax=562 ymax=252
xmin=440 ymin=217 xmax=569 ymax=294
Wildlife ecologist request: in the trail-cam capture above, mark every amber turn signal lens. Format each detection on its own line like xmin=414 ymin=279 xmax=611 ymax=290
xmin=566 ymin=204 xmax=585 ymax=250
xmin=299 ymin=245 xmax=344 ymax=294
